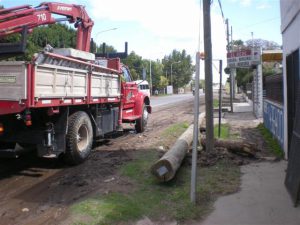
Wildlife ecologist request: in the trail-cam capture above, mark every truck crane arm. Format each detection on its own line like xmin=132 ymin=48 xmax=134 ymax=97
xmin=0 ymin=2 xmax=94 ymax=52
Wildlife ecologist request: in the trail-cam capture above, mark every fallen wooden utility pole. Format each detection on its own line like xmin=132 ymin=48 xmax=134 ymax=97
xmin=201 ymin=138 xmax=259 ymax=157
xmin=151 ymin=113 xmax=205 ymax=182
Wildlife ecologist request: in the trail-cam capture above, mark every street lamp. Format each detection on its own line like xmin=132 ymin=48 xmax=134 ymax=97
xmin=170 ymin=61 xmax=181 ymax=87
xmin=95 ymin=27 xmax=118 ymax=42
xmin=93 ymin=28 xmax=118 ymax=52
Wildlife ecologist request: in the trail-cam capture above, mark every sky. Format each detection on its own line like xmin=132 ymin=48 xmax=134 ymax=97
xmin=1 ymin=0 xmax=282 ymax=82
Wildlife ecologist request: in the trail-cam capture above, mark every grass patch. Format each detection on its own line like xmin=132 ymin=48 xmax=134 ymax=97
xmin=71 ymin=150 xmax=240 ymax=224
xmin=213 ymin=99 xmax=219 ymax=108
xmin=150 ymin=122 xmax=189 ymax=148
xmin=161 ymin=122 xmax=189 ymax=139
xmin=214 ymin=123 xmax=230 ymax=139
xmin=257 ymin=123 xmax=284 ymax=158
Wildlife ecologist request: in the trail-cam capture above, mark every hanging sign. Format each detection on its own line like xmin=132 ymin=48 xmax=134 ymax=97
xmin=227 ymin=48 xmax=261 ymax=68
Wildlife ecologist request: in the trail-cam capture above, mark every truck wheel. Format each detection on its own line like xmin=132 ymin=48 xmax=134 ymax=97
xmin=135 ymin=104 xmax=148 ymax=133
xmin=64 ymin=111 xmax=93 ymax=165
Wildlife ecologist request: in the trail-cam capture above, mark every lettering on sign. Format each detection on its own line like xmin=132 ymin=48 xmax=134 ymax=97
xmin=227 ymin=48 xmax=261 ymax=68
xmin=0 ymin=76 xmax=16 ymax=84
xmin=57 ymin=6 xmax=72 ymax=11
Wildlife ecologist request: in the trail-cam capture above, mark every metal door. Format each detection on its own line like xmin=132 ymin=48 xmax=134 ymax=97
xmin=285 ymin=80 xmax=300 ymax=206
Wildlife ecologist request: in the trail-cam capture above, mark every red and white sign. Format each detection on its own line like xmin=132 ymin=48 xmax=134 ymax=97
xmin=227 ymin=48 xmax=261 ymax=68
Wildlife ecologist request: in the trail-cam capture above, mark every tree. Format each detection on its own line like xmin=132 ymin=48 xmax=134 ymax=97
xmin=1 ymin=24 xmax=77 ymax=61
xmin=96 ymin=43 xmax=116 ymax=54
xmin=236 ymin=68 xmax=252 ymax=89
xmin=148 ymin=60 xmax=164 ymax=90
xmin=230 ymin=39 xmax=245 ymax=51
xmin=162 ymin=49 xmax=194 ymax=92
xmin=244 ymin=38 xmax=281 ymax=50
xmin=157 ymin=76 xmax=168 ymax=89
xmin=122 ymin=51 xmax=143 ymax=80
xmin=121 ymin=53 xmax=165 ymax=90
xmin=0 ymin=22 xmax=194 ymax=91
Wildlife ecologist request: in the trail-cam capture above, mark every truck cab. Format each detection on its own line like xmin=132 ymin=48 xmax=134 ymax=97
xmin=120 ymin=64 xmax=151 ymax=133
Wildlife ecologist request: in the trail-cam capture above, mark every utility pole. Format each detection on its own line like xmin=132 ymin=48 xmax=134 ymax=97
xmin=231 ymin=26 xmax=236 ymax=99
xmin=203 ymin=0 xmax=214 ymax=153
xmin=149 ymin=60 xmax=152 ymax=95
xmin=218 ymin=60 xmax=223 ymax=138
xmin=191 ymin=52 xmax=200 ymax=204
xmin=226 ymin=19 xmax=233 ymax=112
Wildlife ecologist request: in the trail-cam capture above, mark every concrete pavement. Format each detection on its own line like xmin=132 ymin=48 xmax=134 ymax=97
xmin=201 ymin=161 xmax=300 ymax=225
xmin=201 ymin=107 xmax=300 ymax=225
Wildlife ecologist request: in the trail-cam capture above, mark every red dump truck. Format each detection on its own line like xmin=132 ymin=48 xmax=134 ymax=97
xmin=0 ymin=2 xmax=151 ymax=164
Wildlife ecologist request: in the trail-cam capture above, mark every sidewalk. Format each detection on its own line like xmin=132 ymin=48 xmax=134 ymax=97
xmin=201 ymin=111 xmax=300 ymax=225
xmin=201 ymin=161 xmax=300 ymax=225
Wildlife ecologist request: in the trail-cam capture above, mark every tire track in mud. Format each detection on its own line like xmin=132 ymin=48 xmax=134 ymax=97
xmin=0 ymin=96 xmax=204 ymax=225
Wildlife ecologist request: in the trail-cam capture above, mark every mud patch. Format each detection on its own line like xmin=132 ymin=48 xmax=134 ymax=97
xmin=0 ymin=98 xmax=199 ymax=225
xmin=0 ymin=150 xmax=133 ymax=225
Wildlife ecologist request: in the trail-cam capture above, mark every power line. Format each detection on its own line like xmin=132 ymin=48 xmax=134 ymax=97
xmin=214 ymin=0 xmax=227 ymax=47
xmin=237 ymin=17 xmax=280 ymax=31
xmin=217 ymin=0 xmax=225 ymax=21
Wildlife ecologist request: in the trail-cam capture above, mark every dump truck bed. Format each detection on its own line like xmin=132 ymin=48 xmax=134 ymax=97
xmin=0 ymin=51 xmax=121 ymax=115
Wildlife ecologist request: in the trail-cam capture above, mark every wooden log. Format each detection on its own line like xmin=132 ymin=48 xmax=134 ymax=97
xmin=151 ymin=113 xmax=205 ymax=182
xmin=201 ymin=138 xmax=258 ymax=157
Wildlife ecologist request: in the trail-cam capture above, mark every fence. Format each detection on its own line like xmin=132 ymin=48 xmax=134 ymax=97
xmin=264 ymin=73 xmax=283 ymax=104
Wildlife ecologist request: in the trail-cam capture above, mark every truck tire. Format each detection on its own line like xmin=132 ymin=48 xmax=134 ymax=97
xmin=64 ymin=111 xmax=93 ymax=165
xmin=135 ymin=104 xmax=148 ymax=133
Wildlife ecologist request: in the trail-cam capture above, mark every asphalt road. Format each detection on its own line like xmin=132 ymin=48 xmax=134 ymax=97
xmin=150 ymin=93 xmax=204 ymax=108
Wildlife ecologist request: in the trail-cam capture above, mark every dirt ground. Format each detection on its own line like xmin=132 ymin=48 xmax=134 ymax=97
xmin=0 ymin=98 xmax=197 ymax=225
xmin=0 ymin=95 xmax=275 ymax=225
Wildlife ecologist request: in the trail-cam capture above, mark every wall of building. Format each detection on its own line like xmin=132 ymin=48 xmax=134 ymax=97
xmin=280 ymin=0 xmax=300 ymax=158
xmin=263 ymin=99 xmax=284 ymax=148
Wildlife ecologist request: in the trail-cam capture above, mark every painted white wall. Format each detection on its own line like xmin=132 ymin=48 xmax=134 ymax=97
xmin=280 ymin=0 xmax=300 ymax=158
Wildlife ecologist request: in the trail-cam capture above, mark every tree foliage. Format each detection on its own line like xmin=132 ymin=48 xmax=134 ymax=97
xmin=230 ymin=39 xmax=245 ymax=51
xmin=244 ymin=38 xmax=281 ymax=50
xmin=122 ymin=51 xmax=144 ymax=80
xmin=121 ymin=49 xmax=193 ymax=92
xmin=1 ymin=23 xmax=194 ymax=91
xmin=158 ymin=76 xmax=168 ymax=89
xmin=162 ymin=49 xmax=194 ymax=91
xmin=0 ymin=24 xmax=76 ymax=60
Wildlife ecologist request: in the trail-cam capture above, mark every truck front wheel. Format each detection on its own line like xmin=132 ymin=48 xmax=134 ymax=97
xmin=64 ymin=111 xmax=93 ymax=165
xmin=135 ymin=104 xmax=148 ymax=133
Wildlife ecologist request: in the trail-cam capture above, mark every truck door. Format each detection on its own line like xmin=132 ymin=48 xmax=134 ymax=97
xmin=121 ymin=66 xmax=138 ymax=111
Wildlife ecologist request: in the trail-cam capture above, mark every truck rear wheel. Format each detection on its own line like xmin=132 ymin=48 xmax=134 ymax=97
xmin=135 ymin=104 xmax=148 ymax=133
xmin=64 ymin=111 xmax=93 ymax=165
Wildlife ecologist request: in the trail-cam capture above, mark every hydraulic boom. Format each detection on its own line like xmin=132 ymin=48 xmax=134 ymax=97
xmin=0 ymin=2 xmax=94 ymax=51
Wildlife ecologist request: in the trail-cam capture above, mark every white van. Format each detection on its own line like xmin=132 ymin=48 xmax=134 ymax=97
xmin=135 ymin=80 xmax=150 ymax=97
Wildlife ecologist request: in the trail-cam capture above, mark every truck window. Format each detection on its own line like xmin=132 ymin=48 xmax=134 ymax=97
xmin=122 ymin=67 xmax=132 ymax=82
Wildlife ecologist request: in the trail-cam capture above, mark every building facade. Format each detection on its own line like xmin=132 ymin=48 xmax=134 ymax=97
xmin=280 ymin=0 xmax=300 ymax=158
